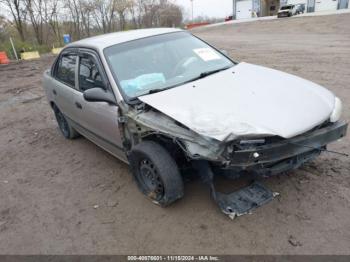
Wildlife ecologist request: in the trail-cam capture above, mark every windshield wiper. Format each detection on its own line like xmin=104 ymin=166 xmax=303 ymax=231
xmin=146 ymin=88 xmax=166 ymax=94
xmin=142 ymin=66 xmax=232 ymax=96
xmin=179 ymin=66 xmax=232 ymax=86
xmin=198 ymin=66 xmax=232 ymax=79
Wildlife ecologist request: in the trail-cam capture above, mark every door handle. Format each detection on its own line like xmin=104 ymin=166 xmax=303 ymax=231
xmin=53 ymin=89 xmax=57 ymax=95
xmin=75 ymin=102 xmax=82 ymax=109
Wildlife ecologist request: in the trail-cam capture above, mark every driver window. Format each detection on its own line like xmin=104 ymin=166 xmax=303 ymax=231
xmin=55 ymin=53 xmax=77 ymax=87
xmin=79 ymin=54 xmax=105 ymax=92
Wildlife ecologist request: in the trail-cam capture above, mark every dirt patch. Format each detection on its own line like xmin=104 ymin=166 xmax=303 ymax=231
xmin=0 ymin=14 xmax=349 ymax=254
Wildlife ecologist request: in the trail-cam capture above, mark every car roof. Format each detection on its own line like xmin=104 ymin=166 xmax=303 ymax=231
xmin=67 ymin=28 xmax=183 ymax=51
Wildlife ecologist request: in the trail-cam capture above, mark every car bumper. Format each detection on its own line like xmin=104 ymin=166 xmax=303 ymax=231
xmin=224 ymin=121 xmax=348 ymax=176
xmin=278 ymin=12 xmax=290 ymax=17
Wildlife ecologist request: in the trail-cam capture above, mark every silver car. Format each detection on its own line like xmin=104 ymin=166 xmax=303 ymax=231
xmin=43 ymin=28 xmax=347 ymax=219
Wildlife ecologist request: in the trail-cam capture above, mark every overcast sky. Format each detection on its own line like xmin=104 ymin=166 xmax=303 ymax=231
xmin=175 ymin=0 xmax=233 ymax=19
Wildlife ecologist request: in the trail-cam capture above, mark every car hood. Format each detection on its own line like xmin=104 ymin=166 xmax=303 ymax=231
xmin=139 ymin=62 xmax=335 ymax=141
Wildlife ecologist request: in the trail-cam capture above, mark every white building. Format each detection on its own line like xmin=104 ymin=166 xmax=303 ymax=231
xmin=233 ymin=0 xmax=349 ymax=19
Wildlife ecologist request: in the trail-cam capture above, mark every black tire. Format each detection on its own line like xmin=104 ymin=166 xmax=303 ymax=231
xmin=128 ymin=141 xmax=184 ymax=207
xmin=53 ymin=105 xmax=79 ymax=139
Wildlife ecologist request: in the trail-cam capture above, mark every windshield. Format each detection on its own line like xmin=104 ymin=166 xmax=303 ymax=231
xmin=104 ymin=32 xmax=234 ymax=99
xmin=280 ymin=5 xmax=293 ymax=9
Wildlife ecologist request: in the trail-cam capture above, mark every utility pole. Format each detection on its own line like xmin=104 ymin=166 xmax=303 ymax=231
xmin=190 ymin=0 xmax=194 ymax=22
xmin=9 ymin=37 xmax=18 ymax=61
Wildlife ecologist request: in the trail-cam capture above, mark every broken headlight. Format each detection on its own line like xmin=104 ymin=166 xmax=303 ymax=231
xmin=226 ymin=136 xmax=285 ymax=155
xmin=226 ymin=139 xmax=266 ymax=154
xmin=238 ymin=139 xmax=266 ymax=149
xmin=330 ymin=97 xmax=342 ymax=123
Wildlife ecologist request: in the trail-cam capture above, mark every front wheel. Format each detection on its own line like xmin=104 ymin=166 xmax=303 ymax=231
xmin=128 ymin=141 xmax=184 ymax=207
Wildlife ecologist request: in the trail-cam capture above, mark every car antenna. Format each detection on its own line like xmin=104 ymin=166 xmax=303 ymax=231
xmin=288 ymin=142 xmax=349 ymax=157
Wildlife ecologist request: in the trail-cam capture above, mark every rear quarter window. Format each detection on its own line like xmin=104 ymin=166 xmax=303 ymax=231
xmin=55 ymin=54 xmax=77 ymax=87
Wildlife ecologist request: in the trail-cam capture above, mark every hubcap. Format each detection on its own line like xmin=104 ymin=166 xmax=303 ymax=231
xmin=139 ymin=159 xmax=164 ymax=200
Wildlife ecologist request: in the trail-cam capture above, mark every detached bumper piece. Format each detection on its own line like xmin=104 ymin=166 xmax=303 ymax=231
xmin=193 ymin=161 xmax=277 ymax=220
xmin=215 ymin=182 xmax=276 ymax=219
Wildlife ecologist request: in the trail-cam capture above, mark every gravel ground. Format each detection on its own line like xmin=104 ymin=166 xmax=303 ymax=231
xmin=0 ymin=13 xmax=349 ymax=255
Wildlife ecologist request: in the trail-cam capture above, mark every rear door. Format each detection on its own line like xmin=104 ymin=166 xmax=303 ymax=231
xmin=52 ymin=49 xmax=79 ymax=121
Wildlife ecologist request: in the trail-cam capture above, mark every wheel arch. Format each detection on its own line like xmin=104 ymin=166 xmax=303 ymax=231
xmin=50 ymin=101 xmax=56 ymax=110
xmin=140 ymin=134 xmax=189 ymax=168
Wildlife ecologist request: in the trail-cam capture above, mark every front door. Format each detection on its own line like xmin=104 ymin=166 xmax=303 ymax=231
xmin=71 ymin=50 xmax=125 ymax=160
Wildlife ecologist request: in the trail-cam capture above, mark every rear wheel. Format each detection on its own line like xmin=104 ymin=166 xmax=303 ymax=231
xmin=128 ymin=141 xmax=184 ymax=207
xmin=53 ymin=105 xmax=79 ymax=139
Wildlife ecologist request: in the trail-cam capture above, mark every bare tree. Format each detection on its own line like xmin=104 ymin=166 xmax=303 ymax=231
xmin=0 ymin=15 xmax=10 ymax=41
xmin=92 ymin=0 xmax=117 ymax=33
xmin=64 ymin=0 xmax=82 ymax=39
xmin=47 ymin=0 xmax=62 ymax=45
xmin=0 ymin=0 xmax=184 ymax=49
xmin=25 ymin=0 xmax=47 ymax=45
xmin=0 ymin=0 xmax=27 ymax=41
xmin=141 ymin=0 xmax=158 ymax=28
xmin=115 ymin=0 xmax=131 ymax=31
xmin=158 ymin=1 xmax=182 ymax=27
xmin=80 ymin=0 xmax=93 ymax=37
xmin=128 ymin=0 xmax=139 ymax=29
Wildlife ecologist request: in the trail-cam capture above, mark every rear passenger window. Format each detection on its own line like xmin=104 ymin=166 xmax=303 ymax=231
xmin=79 ymin=54 xmax=105 ymax=91
xmin=56 ymin=53 xmax=77 ymax=87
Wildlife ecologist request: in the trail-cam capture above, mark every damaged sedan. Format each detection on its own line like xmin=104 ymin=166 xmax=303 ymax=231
xmin=43 ymin=28 xmax=348 ymax=219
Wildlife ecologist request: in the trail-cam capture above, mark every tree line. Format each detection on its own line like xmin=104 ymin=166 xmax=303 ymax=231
xmin=0 ymin=0 xmax=183 ymax=50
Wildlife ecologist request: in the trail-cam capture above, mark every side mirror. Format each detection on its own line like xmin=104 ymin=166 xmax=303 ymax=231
xmin=83 ymin=88 xmax=117 ymax=105
xmin=220 ymin=50 xmax=229 ymax=56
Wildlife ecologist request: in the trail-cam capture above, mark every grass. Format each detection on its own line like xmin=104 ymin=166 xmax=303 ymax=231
xmin=0 ymin=39 xmax=62 ymax=60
